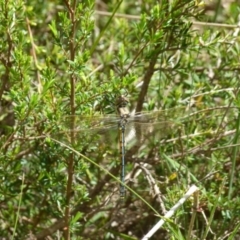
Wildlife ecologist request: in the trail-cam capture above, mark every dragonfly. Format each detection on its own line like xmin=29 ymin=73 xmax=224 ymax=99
xmin=52 ymin=96 xmax=236 ymax=198
xmin=114 ymin=96 xmax=183 ymax=197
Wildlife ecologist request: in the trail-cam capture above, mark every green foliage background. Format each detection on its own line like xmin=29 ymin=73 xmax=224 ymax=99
xmin=0 ymin=0 xmax=240 ymax=239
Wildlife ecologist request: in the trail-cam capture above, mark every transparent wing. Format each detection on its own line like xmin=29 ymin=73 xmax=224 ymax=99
xmin=51 ymin=106 xmax=238 ymax=145
xmin=50 ymin=107 xmax=186 ymax=146
xmin=128 ymin=106 xmax=187 ymax=123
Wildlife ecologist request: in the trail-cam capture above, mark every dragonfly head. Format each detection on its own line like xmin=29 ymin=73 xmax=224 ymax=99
xmin=116 ymin=95 xmax=129 ymax=108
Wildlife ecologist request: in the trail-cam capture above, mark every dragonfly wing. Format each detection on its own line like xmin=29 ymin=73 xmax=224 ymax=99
xmin=128 ymin=106 xmax=188 ymax=123
xmin=124 ymin=119 xmax=182 ymax=150
xmin=123 ymin=106 xmax=234 ymax=149
xmin=51 ymin=115 xmax=119 ymax=146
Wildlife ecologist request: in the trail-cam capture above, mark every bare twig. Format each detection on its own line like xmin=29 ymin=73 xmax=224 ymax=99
xmin=138 ymin=163 xmax=167 ymax=214
xmin=63 ymin=0 xmax=77 ymax=239
xmin=25 ymin=17 xmax=42 ymax=93
xmin=187 ymin=189 xmax=199 ymax=239
xmin=95 ymin=10 xmax=240 ymax=29
xmin=142 ymin=185 xmax=199 ymax=240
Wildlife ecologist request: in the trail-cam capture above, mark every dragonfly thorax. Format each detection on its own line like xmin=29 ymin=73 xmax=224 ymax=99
xmin=116 ymin=95 xmax=130 ymax=118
